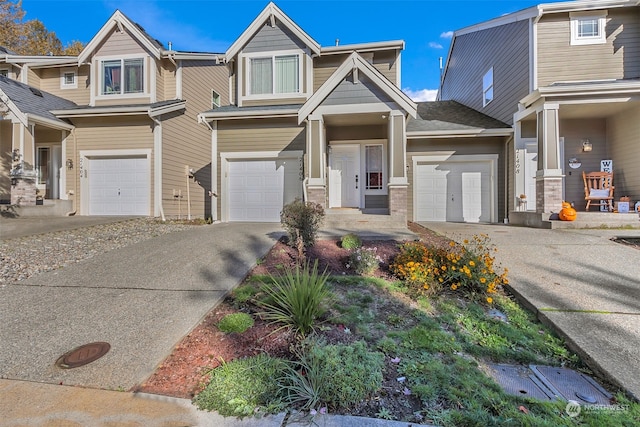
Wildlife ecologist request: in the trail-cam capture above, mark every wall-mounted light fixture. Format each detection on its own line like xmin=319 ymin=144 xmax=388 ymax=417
xmin=12 ymin=149 xmax=20 ymax=162
xmin=66 ymin=159 xmax=74 ymax=169
xmin=582 ymin=139 xmax=593 ymax=152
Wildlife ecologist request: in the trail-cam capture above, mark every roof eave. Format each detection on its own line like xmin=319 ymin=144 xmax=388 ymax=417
xmin=320 ymin=40 xmax=405 ymax=55
xmin=199 ymin=109 xmax=299 ymax=121
xmin=52 ymin=105 xmax=150 ymax=118
xmin=26 ymin=113 xmax=74 ymax=131
xmin=148 ymin=100 xmax=186 ymax=118
xmin=407 ymin=128 xmax=513 ymax=139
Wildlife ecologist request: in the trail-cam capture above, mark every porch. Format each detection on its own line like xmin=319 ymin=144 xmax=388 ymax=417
xmin=510 ymin=210 xmax=640 ymax=229
xmin=319 ymin=208 xmax=415 ymax=239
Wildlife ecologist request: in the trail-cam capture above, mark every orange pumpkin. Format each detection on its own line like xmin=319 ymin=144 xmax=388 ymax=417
xmin=559 ymin=201 xmax=577 ymax=221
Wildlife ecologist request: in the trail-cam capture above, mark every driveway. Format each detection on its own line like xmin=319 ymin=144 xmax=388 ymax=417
xmin=421 ymin=222 xmax=640 ymax=400
xmin=0 ymin=222 xmax=282 ymax=390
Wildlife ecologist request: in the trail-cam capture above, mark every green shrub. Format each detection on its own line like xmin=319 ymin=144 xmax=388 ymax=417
xmin=282 ymin=339 xmax=384 ymax=411
xmin=346 ymin=247 xmax=381 ymax=275
xmin=217 ymin=313 xmax=254 ymax=334
xmin=194 ymin=354 xmax=287 ymax=417
xmin=280 ymin=199 xmax=325 ymax=259
xmin=340 ymin=233 xmax=362 ymax=250
xmin=231 ymin=283 xmax=260 ymax=305
xmin=259 ymin=260 xmax=331 ymax=337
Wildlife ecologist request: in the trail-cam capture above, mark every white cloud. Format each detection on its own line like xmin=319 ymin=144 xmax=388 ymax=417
xmin=440 ymin=31 xmax=454 ymax=39
xmin=403 ymin=88 xmax=438 ymax=102
xmin=429 ymin=42 xmax=443 ymax=49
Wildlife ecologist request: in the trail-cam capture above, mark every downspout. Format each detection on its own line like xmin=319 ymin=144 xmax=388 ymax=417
xmin=198 ymin=115 xmax=218 ymax=222
xmin=152 ymin=117 xmax=166 ymax=222
xmin=66 ymin=128 xmax=78 ymax=216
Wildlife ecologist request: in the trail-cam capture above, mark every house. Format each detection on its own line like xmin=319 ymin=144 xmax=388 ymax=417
xmin=439 ymin=0 xmax=640 ymax=223
xmin=1 ymin=10 xmax=226 ymax=218
xmin=197 ymin=2 xmax=512 ymax=224
xmin=2 ymin=2 xmax=514 ymax=225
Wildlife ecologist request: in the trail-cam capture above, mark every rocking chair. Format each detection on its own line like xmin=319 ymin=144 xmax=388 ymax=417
xmin=583 ymin=171 xmax=614 ymax=211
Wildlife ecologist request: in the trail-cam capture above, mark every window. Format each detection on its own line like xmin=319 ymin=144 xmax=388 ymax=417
xmin=570 ymin=11 xmax=607 ymax=45
xmin=212 ymin=90 xmax=221 ymax=108
xmin=101 ymin=58 xmax=144 ymax=95
xmin=249 ymin=53 xmax=300 ymax=96
xmin=482 ymin=67 xmax=493 ymax=107
xmin=60 ymin=70 xmax=76 ymax=89
xmin=0 ymin=69 xmax=8 ymax=78
xmin=365 ymin=145 xmax=383 ymax=190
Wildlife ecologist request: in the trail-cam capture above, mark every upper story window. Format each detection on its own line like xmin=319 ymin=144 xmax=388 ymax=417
xmin=248 ymin=52 xmax=300 ymax=96
xmin=482 ymin=67 xmax=494 ymax=107
xmin=570 ymin=11 xmax=607 ymax=45
xmin=0 ymin=69 xmax=8 ymax=78
xmin=212 ymin=90 xmax=221 ymax=109
xmin=60 ymin=70 xmax=77 ymax=89
xmin=101 ymin=58 xmax=144 ymax=96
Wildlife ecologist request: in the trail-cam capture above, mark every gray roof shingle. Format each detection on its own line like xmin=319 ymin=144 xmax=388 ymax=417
xmin=407 ymin=101 xmax=510 ymax=133
xmin=0 ymin=76 xmax=76 ymax=125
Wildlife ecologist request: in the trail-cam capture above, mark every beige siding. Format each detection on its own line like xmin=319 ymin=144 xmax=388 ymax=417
xmin=160 ymin=60 xmax=226 ymax=219
xmin=406 ymin=137 xmax=507 ymax=222
xmin=36 ymin=65 xmax=91 ymax=105
xmin=608 ymin=105 xmax=640 ymax=204
xmin=313 ymin=50 xmax=399 ymax=91
xmin=66 ymin=117 xmax=154 ymax=214
xmin=27 ymin=68 xmax=41 ymax=87
xmin=372 ymin=50 xmax=398 ymax=84
xmin=161 ymin=59 xmax=176 ymax=100
xmin=0 ymin=121 xmax=12 ymax=202
xmin=559 ymin=118 xmax=607 ymax=209
xmin=314 ymin=55 xmax=343 ymax=91
xmin=440 ymin=20 xmax=530 ymax=125
xmin=95 ymin=28 xmax=148 ymax=57
xmin=0 ymin=64 xmax=19 ymax=80
xmin=216 ymin=119 xmax=305 ymax=219
xmin=537 ymin=9 xmax=640 ymax=86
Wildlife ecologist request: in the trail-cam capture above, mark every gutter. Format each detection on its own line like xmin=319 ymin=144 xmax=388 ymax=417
xmin=198 ymin=108 xmax=300 ymax=121
xmin=407 ymin=128 xmax=514 ymax=139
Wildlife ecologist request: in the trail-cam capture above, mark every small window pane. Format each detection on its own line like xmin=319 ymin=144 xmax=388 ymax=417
xmin=483 ymin=67 xmax=493 ymax=106
xmin=275 ymin=55 xmax=299 ymax=94
xmin=366 ymin=145 xmax=383 ymax=190
xmin=250 ymin=57 xmax=273 ymax=95
xmin=1 ymin=69 xmax=9 ymax=78
xmin=124 ymin=59 xmax=143 ymax=94
xmin=212 ymin=90 xmax=221 ymax=108
xmin=102 ymin=60 xmax=121 ymax=95
xmin=64 ymin=72 xmax=75 ymax=85
xmin=578 ymin=18 xmax=599 ymax=38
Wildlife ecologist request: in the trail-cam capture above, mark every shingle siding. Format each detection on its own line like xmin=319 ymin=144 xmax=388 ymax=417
xmin=440 ymin=20 xmax=530 ymax=125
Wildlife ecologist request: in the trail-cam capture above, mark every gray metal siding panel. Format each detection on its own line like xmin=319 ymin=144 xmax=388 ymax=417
xmin=244 ymin=21 xmax=307 ymax=53
xmin=537 ymin=9 xmax=640 ymax=85
xmin=440 ymin=20 xmax=530 ymax=125
xmin=365 ymin=195 xmax=388 ymax=209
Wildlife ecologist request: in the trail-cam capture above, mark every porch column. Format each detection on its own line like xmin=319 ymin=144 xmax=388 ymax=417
xmin=536 ymin=104 xmax=563 ymax=213
xmin=387 ymin=111 xmax=408 ymax=220
xmin=305 ymin=115 xmax=326 ymax=207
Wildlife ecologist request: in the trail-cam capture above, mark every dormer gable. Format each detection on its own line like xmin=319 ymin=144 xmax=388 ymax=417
xmin=225 ymin=2 xmax=320 ymax=61
xmin=299 ymin=52 xmax=416 ymax=124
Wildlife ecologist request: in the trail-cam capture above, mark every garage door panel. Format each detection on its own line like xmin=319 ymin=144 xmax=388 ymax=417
xmin=228 ymin=158 xmax=300 ymax=222
xmin=416 ymin=160 xmax=492 ymax=223
xmin=88 ymin=157 xmax=149 ymax=216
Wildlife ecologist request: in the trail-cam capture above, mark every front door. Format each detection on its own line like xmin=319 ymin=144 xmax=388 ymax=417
xmin=329 ymin=145 xmax=360 ymax=208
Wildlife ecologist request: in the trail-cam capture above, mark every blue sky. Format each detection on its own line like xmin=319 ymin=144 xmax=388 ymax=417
xmin=21 ymin=0 xmax=562 ymax=101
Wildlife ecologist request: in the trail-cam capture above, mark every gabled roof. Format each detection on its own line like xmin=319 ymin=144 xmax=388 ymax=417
xmin=78 ymin=10 xmax=164 ymax=64
xmin=225 ymin=2 xmax=320 ymax=60
xmin=407 ymin=101 xmax=512 ymax=137
xmin=298 ymin=52 xmax=416 ymax=124
xmin=0 ymin=76 xmax=76 ymax=130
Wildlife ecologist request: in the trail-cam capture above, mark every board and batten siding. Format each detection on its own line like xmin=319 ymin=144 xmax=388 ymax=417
xmin=440 ymin=20 xmax=530 ymax=125
xmin=66 ymin=117 xmax=154 ymax=213
xmin=161 ymin=60 xmax=226 ymax=219
xmin=406 ymin=138 xmax=507 ymax=222
xmin=37 ymin=65 xmax=91 ymax=105
xmin=216 ymin=119 xmax=305 ymax=219
xmin=537 ymin=9 xmax=640 ymax=86
xmin=608 ymin=105 xmax=640 ymax=203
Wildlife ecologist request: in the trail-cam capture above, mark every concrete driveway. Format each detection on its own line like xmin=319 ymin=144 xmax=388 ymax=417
xmin=421 ymin=222 xmax=640 ymax=400
xmin=0 ymin=222 xmax=282 ymax=390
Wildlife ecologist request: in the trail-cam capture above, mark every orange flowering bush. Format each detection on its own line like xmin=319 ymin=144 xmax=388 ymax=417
xmin=391 ymin=235 xmax=508 ymax=303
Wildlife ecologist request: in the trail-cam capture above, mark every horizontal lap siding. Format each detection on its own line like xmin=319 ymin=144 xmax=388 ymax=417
xmin=67 ymin=117 xmax=154 ymax=213
xmin=244 ymin=21 xmax=307 ymax=53
xmin=406 ymin=138 xmax=507 ymax=222
xmin=373 ymin=50 xmax=398 ymax=84
xmin=323 ymin=75 xmax=389 ymax=105
xmin=440 ymin=20 xmax=530 ymax=125
xmin=38 ymin=65 xmax=91 ymax=105
xmin=161 ymin=61 xmax=225 ymax=219
xmin=608 ymin=105 xmax=640 ymax=203
xmin=216 ymin=119 xmax=305 ymax=219
xmin=95 ymin=29 xmax=148 ymax=56
xmin=537 ymin=9 xmax=640 ymax=85
xmin=314 ymin=56 xmax=343 ymax=90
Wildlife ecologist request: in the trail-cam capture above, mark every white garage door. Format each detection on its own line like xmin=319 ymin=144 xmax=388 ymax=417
xmin=88 ymin=157 xmax=149 ymax=216
xmin=228 ymin=158 xmax=300 ymax=222
xmin=415 ymin=160 xmax=493 ymax=223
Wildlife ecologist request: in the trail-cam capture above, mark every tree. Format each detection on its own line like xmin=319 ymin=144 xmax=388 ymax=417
xmin=0 ymin=0 xmax=85 ymax=56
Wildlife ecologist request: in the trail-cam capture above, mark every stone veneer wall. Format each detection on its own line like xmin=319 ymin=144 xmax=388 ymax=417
xmin=306 ymin=186 xmax=326 ymax=208
xmin=536 ymin=177 xmax=563 ymax=213
xmin=11 ymin=178 xmax=37 ymax=206
xmin=389 ymin=185 xmax=408 ymax=221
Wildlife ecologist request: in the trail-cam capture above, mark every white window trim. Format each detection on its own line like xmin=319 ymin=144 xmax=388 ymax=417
xmin=60 ymin=69 xmax=77 ymax=89
xmin=0 ymin=68 xmax=9 ymax=78
xmin=482 ymin=67 xmax=494 ymax=107
xmin=212 ymin=89 xmax=221 ymax=108
xmin=570 ymin=11 xmax=607 ymax=46
xmin=242 ymin=49 xmax=304 ymax=100
xmin=95 ymin=54 xmax=148 ymax=100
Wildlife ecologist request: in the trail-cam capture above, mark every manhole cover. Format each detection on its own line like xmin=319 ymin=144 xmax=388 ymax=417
xmin=56 ymin=342 xmax=110 ymax=369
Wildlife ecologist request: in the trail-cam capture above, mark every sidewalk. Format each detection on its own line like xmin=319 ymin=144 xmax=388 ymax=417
xmin=420 ymin=222 xmax=640 ymax=401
